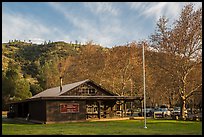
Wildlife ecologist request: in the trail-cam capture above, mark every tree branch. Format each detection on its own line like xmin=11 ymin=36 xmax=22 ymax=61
xmin=186 ymin=84 xmax=202 ymax=99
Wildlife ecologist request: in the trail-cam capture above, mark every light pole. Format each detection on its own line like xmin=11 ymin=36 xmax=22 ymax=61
xmin=143 ymin=42 xmax=147 ymax=129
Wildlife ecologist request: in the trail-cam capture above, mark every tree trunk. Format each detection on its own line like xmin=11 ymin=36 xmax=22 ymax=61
xmin=180 ymin=96 xmax=186 ymax=120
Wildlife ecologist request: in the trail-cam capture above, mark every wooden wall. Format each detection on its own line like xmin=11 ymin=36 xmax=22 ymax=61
xmin=29 ymin=100 xmax=46 ymax=122
xmin=46 ymin=100 xmax=86 ymax=122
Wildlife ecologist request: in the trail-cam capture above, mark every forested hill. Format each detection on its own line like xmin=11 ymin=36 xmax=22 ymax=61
xmin=2 ymin=40 xmax=146 ymax=103
xmin=3 ymin=41 xmax=80 ymax=77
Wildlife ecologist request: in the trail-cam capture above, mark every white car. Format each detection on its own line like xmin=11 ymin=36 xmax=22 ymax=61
xmin=171 ymin=107 xmax=187 ymax=117
xmin=154 ymin=108 xmax=171 ymax=118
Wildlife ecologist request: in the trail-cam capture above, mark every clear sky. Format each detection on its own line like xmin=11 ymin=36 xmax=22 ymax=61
xmin=2 ymin=2 xmax=202 ymax=48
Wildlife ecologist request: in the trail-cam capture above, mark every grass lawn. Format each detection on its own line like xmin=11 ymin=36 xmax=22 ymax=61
xmin=2 ymin=117 xmax=202 ymax=135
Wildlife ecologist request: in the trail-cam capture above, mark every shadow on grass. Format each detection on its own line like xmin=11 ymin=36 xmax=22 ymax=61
xmin=2 ymin=116 xmax=36 ymax=125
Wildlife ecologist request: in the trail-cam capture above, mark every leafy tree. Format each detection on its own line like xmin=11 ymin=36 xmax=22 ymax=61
xmin=30 ymin=83 xmax=43 ymax=96
xmin=2 ymin=62 xmax=32 ymax=110
xmin=12 ymin=79 xmax=31 ymax=101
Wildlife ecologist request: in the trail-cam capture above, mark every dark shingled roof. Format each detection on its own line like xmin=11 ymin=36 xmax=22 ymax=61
xmin=31 ymin=79 xmax=117 ymax=99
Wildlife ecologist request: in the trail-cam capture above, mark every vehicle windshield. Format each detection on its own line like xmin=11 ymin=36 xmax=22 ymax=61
xmin=154 ymin=108 xmax=162 ymax=111
xmin=174 ymin=107 xmax=180 ymax=111
xmin=161 ymin=108 xmax=168 ymax=111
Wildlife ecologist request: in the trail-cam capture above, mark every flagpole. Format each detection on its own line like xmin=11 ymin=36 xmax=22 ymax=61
xmin=143 ymin=43 xmax=147 ymax=129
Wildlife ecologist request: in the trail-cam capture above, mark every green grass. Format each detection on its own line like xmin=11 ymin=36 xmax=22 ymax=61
xmin=2 ymin=117 xmax=202 ymax=135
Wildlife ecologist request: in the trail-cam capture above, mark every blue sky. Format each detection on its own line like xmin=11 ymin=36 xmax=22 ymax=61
xmin=2 ymin=2 xmax=202 ymax=47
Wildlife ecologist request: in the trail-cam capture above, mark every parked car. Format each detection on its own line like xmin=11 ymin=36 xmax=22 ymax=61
xmin=187 ymin=112 xmax=202 ymax=121
xmin=154 ymin=107 xmax=171 ymax=118
xmin=171 ymin=107 xmax=188 ymax=119
xmin=138 ymin=107 xmax=154 ymax=117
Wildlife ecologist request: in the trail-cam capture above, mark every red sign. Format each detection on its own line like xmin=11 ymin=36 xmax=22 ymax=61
xmin=60 ymin=103 xmax=79 ymax=113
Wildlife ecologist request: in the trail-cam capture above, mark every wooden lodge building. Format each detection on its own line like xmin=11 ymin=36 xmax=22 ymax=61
xmin=8 ymin=79 xmax=142 ymax=124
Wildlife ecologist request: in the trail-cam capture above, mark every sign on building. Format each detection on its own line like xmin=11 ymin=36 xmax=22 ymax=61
xmin=60 ymin=103 xmax=79 ymax=113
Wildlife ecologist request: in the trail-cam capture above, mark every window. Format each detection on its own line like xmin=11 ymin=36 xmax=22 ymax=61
xmin=86 ymin=105 xmax=98 ymax=114
xmin=79 ymin=84 xmax=97 ymax=95
xmin=89 ymin=89 xmax=96 ymax=94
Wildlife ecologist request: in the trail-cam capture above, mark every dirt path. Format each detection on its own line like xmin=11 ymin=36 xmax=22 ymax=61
xmin=88 ymin=117 xmax=144 ymax=122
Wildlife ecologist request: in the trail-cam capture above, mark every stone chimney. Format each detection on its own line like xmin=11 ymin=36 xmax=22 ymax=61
xmin=60 ymin=76 xmax=62 ymax=92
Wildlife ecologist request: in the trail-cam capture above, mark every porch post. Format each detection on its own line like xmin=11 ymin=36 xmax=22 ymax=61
xmin=104 ymin=104 xmax=107 ymax=118
xmin=97 ymin=101 xmax=101 ymax=119
xmin=121 ymin=100 xmax=124 ymax=117
xmin=124 ymin=100 xmax=127 ymax=117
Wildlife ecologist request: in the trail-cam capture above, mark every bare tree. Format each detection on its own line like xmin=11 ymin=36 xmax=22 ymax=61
xmin=150 ymin=4 xmax=202 ymax=119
